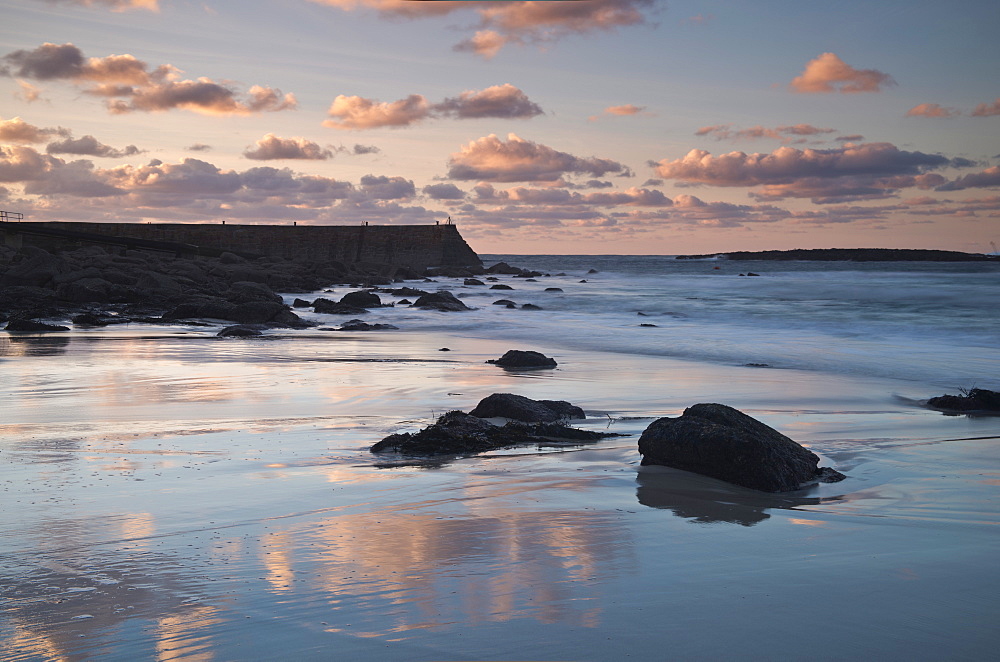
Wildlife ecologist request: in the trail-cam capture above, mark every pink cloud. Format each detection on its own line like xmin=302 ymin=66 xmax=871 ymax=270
xmin=906 ymin=103 xmax=960 ymax=118
xmin=0 ymin=117 xmax=64 ymax=143
xmin=243 ymin=134 xmax=333 ymax=160
xmin=46 ymin=134 xmax=142 ymax=158
xmin=971 ymin=98 xmax=1000 ymax=117
xmin=435 ymin=84 xmax=543 ymax=119
xmin=43 ymin=0 xmax=159 ymax=11
xmin=324 ymin=85 xmax=542 ymax=129
xmin=452 ymin=30 xmax=508 ymax=60
xmin=423 ymin=183 xmax=466 ymax=200
xmin=2 ymin=43 xmax=297 ymax=116
xmin=653 ymin=142 xmax=956 ymax=203
xmin=323 ymin=94 xmax=431 ymax=130
xmin=16 ymin=80 xmax=41 ymax=102
xmin=447 ymin=133 xmax=631 ymax=183
xmin=789 ymin=53 xmax=895 ymax=93
xmin=936 ymin=166 xmax=1000 ymax=191
xmin=313 ymin=0 xmax=657 ymax=57
xmin=696 ymin=123 xmax=835 ymax=142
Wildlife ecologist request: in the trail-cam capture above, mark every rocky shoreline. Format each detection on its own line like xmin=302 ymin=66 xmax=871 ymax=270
xmin=675 ymin=248 xmax=998 ymax=261
xmin=0 ymin=242 xmax=542 ymax=331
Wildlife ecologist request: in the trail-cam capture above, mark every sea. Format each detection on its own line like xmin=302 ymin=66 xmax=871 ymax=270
xmin=3 ymin=253 xmax=1000 ymax=661
xmin=338 ymin=254 xmax=1000 ymax=391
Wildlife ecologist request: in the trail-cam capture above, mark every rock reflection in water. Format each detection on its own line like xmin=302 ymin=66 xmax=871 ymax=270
xmin=635 ymin=467 xmax=829 ymax=526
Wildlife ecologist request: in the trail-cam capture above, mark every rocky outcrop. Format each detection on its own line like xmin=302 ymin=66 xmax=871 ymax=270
xmin=370 ymin=410 xmax=618 ymax=456
xmin=468 ymin=393 xmax=585 ymax=422
xmin=487 ymin=350 xmax=557 ymax=368
xmin=638 ymin=403 xmax=845 ymax=492
xmin=927 ymin=388 xmax=1000 ymax=413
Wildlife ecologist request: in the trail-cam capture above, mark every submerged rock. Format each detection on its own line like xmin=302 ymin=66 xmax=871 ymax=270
xmin=638 ymin=403 xmax=845 ymax=492
xmin=487 ymin=349 xmax=557 ymax=368
xmin=370 ymin=410 xmax=618 ymax=456
xmin=927 ymin=388 xmax=1000 ymax=413
xmin=337 ymin=319 xmax=398 ymax=331
xmin=217 ymin=324 xmax=263 ymax=337
xmin=469 ymin=393 xmax=585 ymax=422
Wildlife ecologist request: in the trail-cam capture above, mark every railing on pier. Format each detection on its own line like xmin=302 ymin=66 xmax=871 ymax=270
xmin=0 ymin=210 xmax=23 ymax=222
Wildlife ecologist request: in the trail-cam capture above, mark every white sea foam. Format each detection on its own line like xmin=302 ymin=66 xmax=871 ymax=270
xmin=294 ymin=254 xmax=1000 ymax=388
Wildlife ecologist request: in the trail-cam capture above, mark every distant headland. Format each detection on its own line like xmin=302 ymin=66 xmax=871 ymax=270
xmin=675 ymin=248 xmax=998 ymax=262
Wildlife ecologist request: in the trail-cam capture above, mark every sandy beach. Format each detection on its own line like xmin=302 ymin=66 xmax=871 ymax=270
xmin=2 ymin=313 xmax=998 ymax=660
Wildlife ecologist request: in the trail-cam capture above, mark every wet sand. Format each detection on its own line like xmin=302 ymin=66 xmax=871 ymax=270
xmin=2 ymin=327 xmax=999 ymax=660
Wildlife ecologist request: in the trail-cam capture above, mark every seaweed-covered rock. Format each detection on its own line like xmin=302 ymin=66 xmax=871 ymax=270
xmin=487 ymin=349 xmax=556 ymax=368
xmin=371 ymin=410 xmax=617 ymax=456
xmin=638 ymin=403 xmax=845 ymax=492
xmin=469 ymin=393 xmax=584 ymax=422
xmin=927 ymin=388 xmax=1000 ymax=413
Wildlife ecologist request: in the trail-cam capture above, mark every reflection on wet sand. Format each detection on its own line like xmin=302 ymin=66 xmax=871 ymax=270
xmin=635 ymin=467 xmax=839 ymax=526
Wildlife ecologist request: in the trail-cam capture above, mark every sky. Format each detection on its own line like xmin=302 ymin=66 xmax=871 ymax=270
xmin=0 ymin=0 xmax=998 ymax=255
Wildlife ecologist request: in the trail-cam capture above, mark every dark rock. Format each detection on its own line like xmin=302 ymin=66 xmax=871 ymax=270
xmin=340 ymin=290 xmax=382 ymax=308
xmin=370 ymin=410 xmax=617 ymax=456
xmin=439 ymin=347 xmax=450 ymax=351
xmin=292 ymin=298 xmax=312 ymax=308
xmin=469 ymin=393 xmax=584 ymax=422
xmin=225 ymin=281 xmax=282 ymax=304
xmin=492 ymin=299 xmax=516 ymax=306
xmin=487 ymin=350 xmax=557 ymax=368
xmin=747 ymin=272 xmax=760 ymax=276
xmin=521 ymin=303 xmax=542 ymax=310
xmin=313 ymin=298 xmax=367 ymax=315
xmin=486 ymin=277 xmax=499 ymax=282
xmin=411 ymin=290 xmax=470 ymax=311
xmin=464 ymin=278 xmax=485 ymax=286
xmin=490 ymin=284 xmax=514 ymax=290
xmin=219 ymin=252 xmax=247 ymax=264
xmin=397 ymin=299 xmax=412 ymax=305
xmin=579 ymin=279 xmax=588 ymax=283
xmin=927 ymin=388 xmax=1000 ymax=413
xmin=486 ymin=262 xmax=522 ymax=275
xmin=383 ymin=287 xmax=428 ymax=297
xmin=525 ymin=278 xmax=538 ymax=282
xmin=71 ymin=312 xmax=129 ymax=327
xmin=587 ymin=268 xmax=599 ymax=274
xmin=638 ymin=403 xmax=845 ymax=492
xmin=0 ymin=247 xmax=67 ymax=287
xmin=217 ymin=324 xmax=263 ymax=337
xmin=5 ymin=318 xmax=70 ymax=332
xmin=544 ymin=287 xmax=563 ymax=292
xmin=639 ymin=323 xmax=658 ymax=327
xmin=337 ymin=319 xmax=398 ymax=331
xmin=135 ymin=271 xmax=183 ymax=295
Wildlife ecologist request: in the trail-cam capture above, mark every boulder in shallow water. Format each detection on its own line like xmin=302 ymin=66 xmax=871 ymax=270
xmin=340 ymin=289 xmax=381 ymax=309
xmin=927 ymin=388 xmax=1000 ymax=413
xmin=411 ymin=290 xmax=470 ymax=311
xmin=487 ymin=349 xmax=556 ymax=368
xmin=370 ymin=410 xmax=617 ymax=456
xmin=638 ymin=403 xmax=845 ymax=492
xmin=469 ymin=393 xmax=585 ymax=422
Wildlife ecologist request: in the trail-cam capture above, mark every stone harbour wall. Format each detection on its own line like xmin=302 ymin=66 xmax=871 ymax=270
xmin=3 ymin=222 xmax=482 ymax=269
